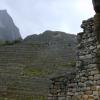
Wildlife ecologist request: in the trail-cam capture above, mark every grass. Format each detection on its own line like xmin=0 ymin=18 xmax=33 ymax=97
xmin=23 ymin=67 xmax=54 ymax=77
xmin=23 ymin=60 xmax=76 ymax=77
xmin=0 ymin=95 xmax=46 ymax=100
xmin=0 ymin=40 xmax=21 ymax=46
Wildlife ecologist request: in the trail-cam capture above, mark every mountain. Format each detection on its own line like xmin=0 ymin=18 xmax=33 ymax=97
xmin=24 ymin=30 xmax=77 ymax=72
xmin=0 ymin=30 xmax=77 ymax=99
xmin=0 ymin=10 xmax=22 ymax=41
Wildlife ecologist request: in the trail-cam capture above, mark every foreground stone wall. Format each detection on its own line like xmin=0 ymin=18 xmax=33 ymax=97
xmin=48 ymin=17 xmax=100 ymax=100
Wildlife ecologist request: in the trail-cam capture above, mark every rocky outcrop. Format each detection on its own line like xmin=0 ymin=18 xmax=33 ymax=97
xmin=0 ymin=10 xmax=22 ymax=41
xmin=24 ymin=30 xmax=76 ymax=44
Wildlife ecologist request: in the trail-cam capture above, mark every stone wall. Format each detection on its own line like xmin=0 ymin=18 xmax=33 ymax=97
xmin=48 ymin=17 xmax=100 ymax=100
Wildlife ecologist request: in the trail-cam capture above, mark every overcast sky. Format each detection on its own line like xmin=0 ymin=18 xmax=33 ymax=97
xmin=0 ymin=0 xmax=95 ymax=38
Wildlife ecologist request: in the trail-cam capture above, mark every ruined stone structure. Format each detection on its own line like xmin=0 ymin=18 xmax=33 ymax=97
xmin=48 ymin=17 xmax=100 ymax=100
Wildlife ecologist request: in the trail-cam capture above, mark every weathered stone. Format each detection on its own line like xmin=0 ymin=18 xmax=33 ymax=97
xmin=85 ymin=81 xmax=94 ymax=87
xmin=96 ymin=86 xmax=100 ymax=91
xmin=91 ymin=86 xmax=96 ymax=91
xmin=76 ymin=95 xmax=82 ymax=100
xmin=48 ymin=15 xmax=100 ymax=100
xmin=78 ymin=83 xmax=85 ymax=88
xmin=94 ymin=74 xmax=100 ymax=80
xmin=93 ymin=90 xmax=99 ymax=96
xmin=91 ymin=70 xmax=99 ymax=75
xmin=88 ymin=95 xmax=94 ymax=99
xmin=96 ymin=80 xmax=100 ymax=85
xmin=85 ymin=90 xmax=93 ymax=95
xmin=97 ymin=44 xmax=100 ymax=49
xmin=82 ymin=95 xmax=88 ymax=100
xmin=88 ymin=76 xmax=94 ymax=80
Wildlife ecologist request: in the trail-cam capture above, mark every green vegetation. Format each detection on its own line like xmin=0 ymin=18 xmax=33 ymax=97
xmin=0 ymin=95 xmax=46 ymax=100
xmin=23 ymin=61 xmax=76 ymax=77
xmin=24 ymin=67 xmax=54 ymax=77
xmin=0 ymin=41 xmax=6 ymax=45
xmin=0 ymin=40 xmax=21 ymax=46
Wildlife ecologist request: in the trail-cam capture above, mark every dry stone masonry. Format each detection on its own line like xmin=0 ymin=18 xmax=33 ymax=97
xmin=48 ymin=16 xmax=100 ymax=100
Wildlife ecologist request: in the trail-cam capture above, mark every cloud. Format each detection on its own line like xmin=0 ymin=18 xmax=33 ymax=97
xmin=0 ymin=0 xmax=94 ymax=38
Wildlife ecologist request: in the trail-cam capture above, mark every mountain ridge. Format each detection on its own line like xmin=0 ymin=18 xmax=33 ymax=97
xmin=0 ymin=10 xmax=22 ymax=41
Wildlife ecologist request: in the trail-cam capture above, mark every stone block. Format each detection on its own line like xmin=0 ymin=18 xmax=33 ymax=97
xmin=76 ymin=95 xmax=82 ymax=100
xmin=58 ymin=97 xmax=66 ymax=100
xmin=85 ymin=90 xmax=93 ymax=95
xmin=94 ymin=74 xmax=100 ymax=80
xmin=88 ymin=76 xmax=94 ymax=80
xmin=88 ymin=95 xmax=94 ymax=100
xmin=91 ymin=86 xmax=96 ymax=91
xmin=93 ymin=91 xmax=99 ymax=96
xmin=91 ymin=70 xmax=99 ymax=75
xmin=97 ymin=44 xmax=100 ymax=49
xmin=96 ymin=80 xmax=100 ymax=85
xmin=96 ymin=86 xmax=100 ymax=91
xmin=85 ymin=81 xmax=94 ymax=87
xmin=82 ymin=94 xmax=89 ymax=100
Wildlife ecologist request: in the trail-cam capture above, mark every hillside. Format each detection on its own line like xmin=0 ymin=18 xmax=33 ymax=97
xmin=0 ymin=10 xmax=22 ymax=41
xmin=0 ymin=31 xmax=77 ymax=99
